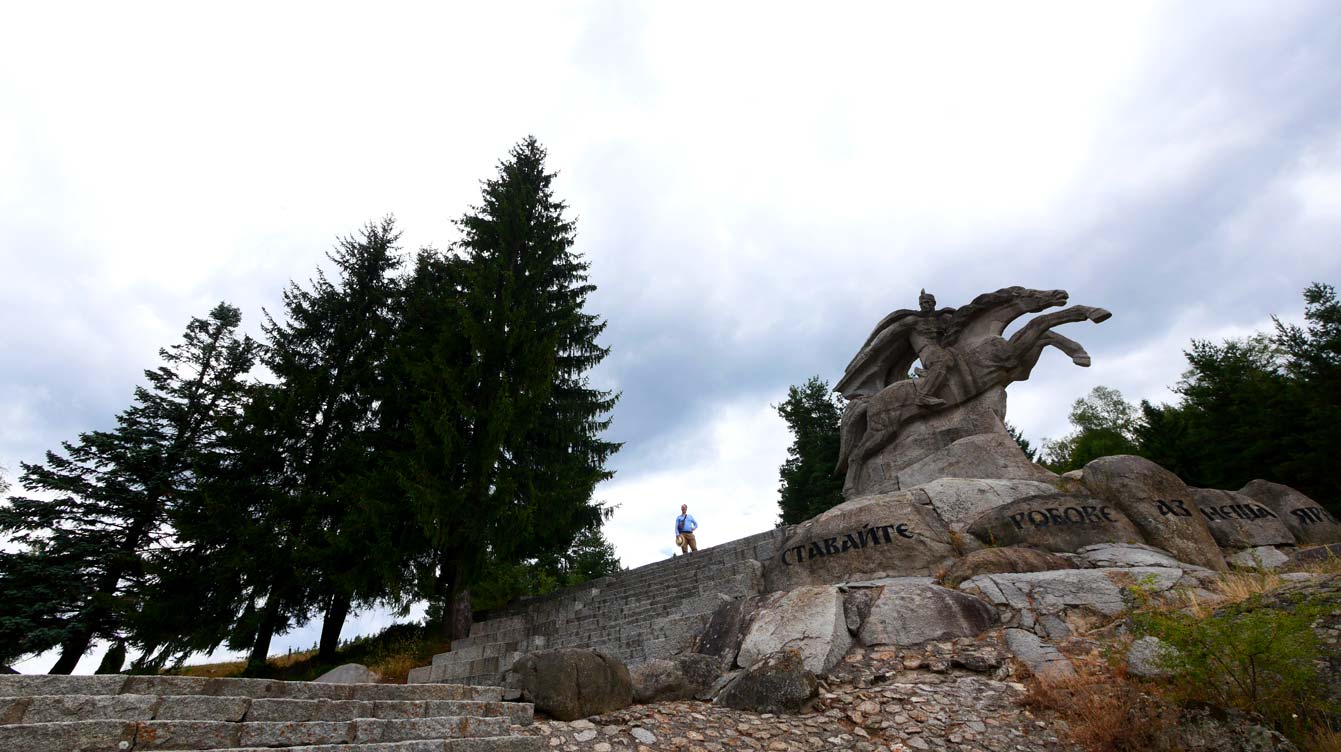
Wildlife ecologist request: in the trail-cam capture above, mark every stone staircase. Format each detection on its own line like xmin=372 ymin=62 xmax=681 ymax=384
xmin=0 ymin=675 xmax=538 ymax=752
xmin=411 ymin=528 xmax=788 ymax=686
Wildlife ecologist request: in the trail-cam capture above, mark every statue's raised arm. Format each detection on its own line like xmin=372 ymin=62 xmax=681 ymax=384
xmin=835 ymin=287 xmax=1110 ymax=497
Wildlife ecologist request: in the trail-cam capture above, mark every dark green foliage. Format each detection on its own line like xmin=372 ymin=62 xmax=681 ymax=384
xmin=1137 ymin=335 xmax=1301 ymax=491
xmin=1133 ymin=283 xmax=1338 ymax=513
xmin=1043 ymin=283 xmax=1338 ymax=516
xmin=1132 ymin=591 xmax=1333 ymax=733
xmin=239 ymin=217 xmax=407 ymax=668
xmin=392 ymin=137 xmax=620 ymax=637
xmin=472 ymin=525 xmax=624 ymax=612
xmin=3 ymin=141 xmax=623 ymax=670
xmin=0 ymin=303 xmax=256 ymax=671
xmin=1039 ymin=386 xmax=1139 ymax=473
xmin=776 ymin=376 xmax=845 ymax=525
xmin=1270 ymin=283 xmax=1341 ymax=509
xmin=1005 ymin=423 xmax=1037 ymax=461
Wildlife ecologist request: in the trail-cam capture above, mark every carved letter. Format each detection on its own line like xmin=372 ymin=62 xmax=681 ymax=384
xmin=808 ymin=542 xmax=825 ymax=559
xmin=824 ymin=537 xmax=840 ymax=555
xmin=1099 ymin=506 xmax=1116 ymax=522
xmin=1064 ymin=507 xmax=1085 ymax=524
xmin=1027 ymin=510 xmax=1049 ymax=528
xmin=1081 ymin=506 xmax=1102 ymax=523
xmin=1009 ymin=512 xmax=1028 ymax=531
xmin=896 ymin=523 xmax=914 ymax=539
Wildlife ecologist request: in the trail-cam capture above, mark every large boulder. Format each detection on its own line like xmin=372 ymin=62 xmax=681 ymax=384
xmin=1239 ymin=480 xmax=1341 ymax=545
xmin=962 ymin=566 xmax=1191 ymax=639
xmin=509 ymin=649 xmax=633 ymax=721
xmin=940 ymin=546 xmax=1075 ymax=588
xmin=737 ymin=586 xmax=852 ymax=675
xmin=764 ymin=491 xmax=958 ymax=590
xmin=714 ymin=649 xmax=817 ymax=714
xmin=857 ymin=580 xmax=997 ymax=646
xmin=693 ymin=595 xmax=764 ymax=667
xmin=1081 ymin=455 xmax=1227 ymax=571
xmin=313 ymin=663 xmax=379 ymax=684
xmin=911 ymin=477 xmax=1062 ymax=531
xmin=1191 ymin=488 xmax=1296 ymax=549
xmin=629 ymin=654 xmax=721 ymax=703
xmin=965 ymin=493 xmax=1145 ymax=553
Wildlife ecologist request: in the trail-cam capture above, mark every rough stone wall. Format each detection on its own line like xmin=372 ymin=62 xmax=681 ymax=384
xmin=412 ymin=528 xmax=788 ymax=686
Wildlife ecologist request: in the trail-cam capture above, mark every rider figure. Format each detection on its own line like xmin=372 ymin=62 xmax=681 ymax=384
xmin=910 ymin=290 xmax=952 ymax=408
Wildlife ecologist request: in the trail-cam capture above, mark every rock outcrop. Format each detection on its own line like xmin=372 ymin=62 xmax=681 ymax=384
xmin=939 ymin=547 xmax=1075 ymax=588
xmin=714 ymin=649 xmax=817 ymax=714
xmin=1081 ymin=455 xmax=1227 ymax=571
xmin=737 ymin=587 xmax=852 ymax=675
xmin=856 ymin=580 xmax=997 ymax=646
xmin=764 ymin=492 xmax=958 ymax=590
xmin=965 ymin=493 xmax=1145 ymax=552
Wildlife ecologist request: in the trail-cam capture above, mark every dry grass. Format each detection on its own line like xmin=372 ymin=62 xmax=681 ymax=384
xmin=1023 ymin=656 xmax=1179 ymax=752
xmin=1300 ymin=725 xmax=1341 ymax=752
xmin=172 ymin=624 xmax=448 ymax=683
xmin=177 ymin=650 xmax=317 ymax=678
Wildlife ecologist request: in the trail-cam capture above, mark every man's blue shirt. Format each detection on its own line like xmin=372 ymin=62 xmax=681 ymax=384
xmin=675 ymin=514 xmax=697 ymax=535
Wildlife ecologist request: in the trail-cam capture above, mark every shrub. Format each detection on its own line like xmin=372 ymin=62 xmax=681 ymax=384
xmin=1132 ymin=591 xmax=1332 ymax=734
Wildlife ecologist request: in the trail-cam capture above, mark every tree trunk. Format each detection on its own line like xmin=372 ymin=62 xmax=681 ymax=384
xmin=432 ymin=552 xmax=455 ymax=642
xmin=447 ymin=578 xmax=472 ymax=641
xmin=246 ymin=594 xmax=284 ymax=674
xmin=317 ymin=592 xmax=351 ymax=663
xmin=49 ymin=626 xmax=96 ymax=674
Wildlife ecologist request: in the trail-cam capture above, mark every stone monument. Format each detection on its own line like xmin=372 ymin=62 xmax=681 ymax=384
xmin=835 ymin=287 xmax=1110 ymax=497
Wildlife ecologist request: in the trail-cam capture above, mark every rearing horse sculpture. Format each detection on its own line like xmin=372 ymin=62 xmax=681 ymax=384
xmin=835 ymin=287 xmax=1110 ymax=495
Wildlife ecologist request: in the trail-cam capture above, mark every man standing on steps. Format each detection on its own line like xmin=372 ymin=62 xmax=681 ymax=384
xmin=675 ymin=504 xmax=698 ymax=554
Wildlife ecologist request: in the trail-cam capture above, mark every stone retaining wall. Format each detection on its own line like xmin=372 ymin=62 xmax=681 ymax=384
xmin=411 ymin=528 xmax=787 ymax=686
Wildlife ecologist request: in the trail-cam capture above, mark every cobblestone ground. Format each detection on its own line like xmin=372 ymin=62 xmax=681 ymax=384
xmin=515 ymin=646 xmax=1079 ymax=752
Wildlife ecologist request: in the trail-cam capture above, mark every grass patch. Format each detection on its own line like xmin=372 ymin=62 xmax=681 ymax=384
xmin=172 ymin=622 xmax=450 ymax=683
xmin=1023 ymin=658 xmax=1178 ymax=752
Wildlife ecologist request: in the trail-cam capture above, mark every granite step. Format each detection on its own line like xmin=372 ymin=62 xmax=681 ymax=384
xmin=0 ymin=676 xmax=502 ymax=703
xmin=0 ymin=715 xmax=514 ymax=751
xmin=2 ymin=694 xmax=532 ymax=726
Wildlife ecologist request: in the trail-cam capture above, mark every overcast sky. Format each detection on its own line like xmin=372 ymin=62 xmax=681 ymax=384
xmin=4 ymin=2 xmax=1340 ymax=672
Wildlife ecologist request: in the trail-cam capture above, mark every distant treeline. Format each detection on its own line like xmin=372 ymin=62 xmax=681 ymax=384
xmin=0 ymin=137 xmax=623 ymax=675
xmin=776 ymin=283 xmax=1341 ymax=523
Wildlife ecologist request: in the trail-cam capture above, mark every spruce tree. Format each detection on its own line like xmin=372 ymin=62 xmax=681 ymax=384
xmin=243 ymin=217 xmax=406 ymax=667
xmin=775 ymin=376 xmax=845 ymax=525
xmin=404 ymin=137 xmax=620 ymax=638
xmin=0 ymin=303 xmax=256 ymax=672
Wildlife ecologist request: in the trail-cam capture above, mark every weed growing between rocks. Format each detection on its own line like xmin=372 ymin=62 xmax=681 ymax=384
xmin=1131 ymin=589 xmax=1333 ymax=738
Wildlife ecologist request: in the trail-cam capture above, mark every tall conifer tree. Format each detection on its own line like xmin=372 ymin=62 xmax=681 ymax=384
xmin=241 ymin=217 xmax=405 ymax=667
xmin=404 ymin=137 xmax=620 ymax=638
xmin=0 ymin=303 xmax=256 ymax=671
